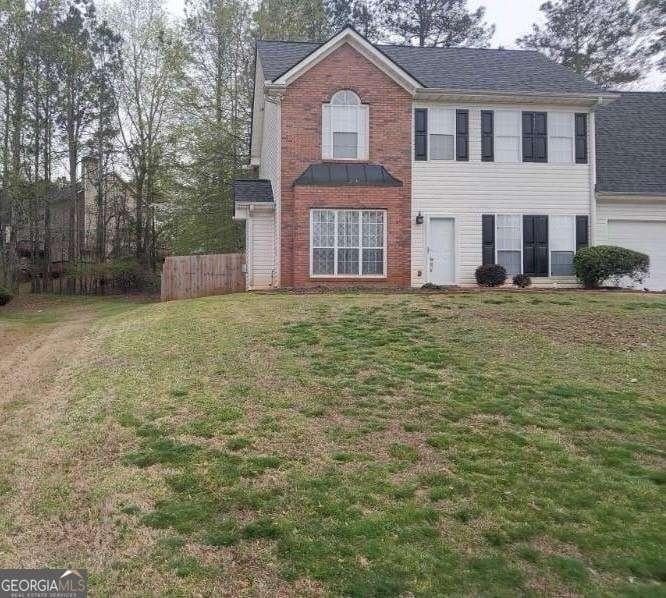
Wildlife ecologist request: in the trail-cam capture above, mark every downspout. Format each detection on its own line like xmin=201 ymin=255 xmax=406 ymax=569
xmin=588 ymin=97 xmax=603 ymax=246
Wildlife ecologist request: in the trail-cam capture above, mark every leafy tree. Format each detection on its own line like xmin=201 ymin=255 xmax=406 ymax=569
xmin=636 ymin=0 xmax=665 ymax=76
xmin=377 ymin=0 xmax=494 ymax=47
xmin=517 ymin=0 xmax=646 ymax=87
xmin=167 ymin=0 xmax=252 ymax=255
xmin=255 ymin=0 xmax=330 ymax=41
xmin=110 ymin=0 xmax=185 ymax=265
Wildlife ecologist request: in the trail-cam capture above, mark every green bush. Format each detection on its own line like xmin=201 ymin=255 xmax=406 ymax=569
xmin=0 ymin=286 xmax=13 ymax=306
xmin=109 ymin=258 xmax=159 ymax=293
xmin=512 ymin=274 xmax=532 ymax=288
xmin=475 ymin=264 xmax=507 ymax=287
xmin=573 ymin=245 xmax=649 ymax=289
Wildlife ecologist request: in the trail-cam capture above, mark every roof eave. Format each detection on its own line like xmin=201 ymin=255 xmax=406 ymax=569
xmin=597 ymin=190 xmax=666 ymax=201
xmin=415 ymin=88 xmax=619 ymax=107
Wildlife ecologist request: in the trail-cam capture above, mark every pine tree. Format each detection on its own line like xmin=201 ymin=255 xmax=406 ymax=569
xmin=636 ymin=0 xmax=665 ymax=76
xmin=517 ymin=0 xmax=645 ymax=87
xmin=377 ymin=0 xmax=494 ymax=47
xmin=326 ymin=0 xmax=380 ymax=39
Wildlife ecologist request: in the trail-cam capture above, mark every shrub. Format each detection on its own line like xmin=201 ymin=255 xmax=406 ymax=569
xmin=0 ymin=286 xmax=13 ymax=306
xmin=573 ymin=245 xmax=649 ymax=289
xmin=512 ymin=274 xmax=532 ymax=288
xmin=475 ymin=264 xmax=507 ymax=287
xmin=109 ymin=258 xmax=160 ymax=293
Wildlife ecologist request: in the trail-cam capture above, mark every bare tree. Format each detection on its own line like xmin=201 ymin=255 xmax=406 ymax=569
xmin=110 ymin=0 xmax=184 ymax=265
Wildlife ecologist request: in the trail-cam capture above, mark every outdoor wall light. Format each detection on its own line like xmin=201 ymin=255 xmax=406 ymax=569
xmin=415 ymin=212 xmax=424 ymax=225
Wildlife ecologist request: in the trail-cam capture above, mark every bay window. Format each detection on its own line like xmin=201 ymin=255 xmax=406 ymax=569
xmin=311 ymin=209 xmax=386 ymax=277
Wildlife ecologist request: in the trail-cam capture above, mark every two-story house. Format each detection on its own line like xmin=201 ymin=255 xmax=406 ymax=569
xmin=234 ymin=27 xmax=665 ymax=291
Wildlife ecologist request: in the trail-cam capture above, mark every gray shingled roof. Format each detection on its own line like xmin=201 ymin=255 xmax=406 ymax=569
xmin=233 ymin=179 xmax=274 ymax=203
xmin=257 ymin=40 xmax=603 ymax=94
xmin=596 ymin=92 xmax=666 ymax=195
xmin=294 ymin=163 xmax=402 ymax=186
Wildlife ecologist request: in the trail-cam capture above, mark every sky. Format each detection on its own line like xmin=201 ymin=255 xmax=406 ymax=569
xmin=163 ymin=0 xmax=663 ymax=90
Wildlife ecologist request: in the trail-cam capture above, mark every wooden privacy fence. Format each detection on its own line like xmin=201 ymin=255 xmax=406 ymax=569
xmin=161 ymin=253 xmax=245 ymax=301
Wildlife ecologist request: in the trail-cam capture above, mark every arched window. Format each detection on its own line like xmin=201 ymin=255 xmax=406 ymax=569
xmin=322 ymin=90 xmax=368 ymax=160
xmin=330 ymin=90 xmax=361 ymax=106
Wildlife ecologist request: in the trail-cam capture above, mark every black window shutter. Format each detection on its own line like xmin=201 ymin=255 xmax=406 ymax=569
xmin=482 ymin=214 xmax=495 ymax=265
xmin=576 ymin=215 xmax=589 ymax=250
xmin=481 ymin=110 xmax=494 ymax=162
xmin=522 ymin=112 xmax=548 ymax=163
xmin=414 ymin=109 xmax=427 ymax=161
xmin=534 ymin=112 xmax=548 ymax=162
xmin=575 ymin=113 xmax=588 ymax=164
xmin=456 ymin=109 xmax=469 ymax=161
xmin=523 ymin=215 xmax=549 ymax=275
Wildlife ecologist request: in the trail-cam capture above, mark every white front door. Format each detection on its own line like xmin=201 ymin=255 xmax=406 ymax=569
xmin=428 ymin=217 xmax=455 ymax=285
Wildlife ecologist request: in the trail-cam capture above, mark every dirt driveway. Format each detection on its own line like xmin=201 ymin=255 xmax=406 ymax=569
xmin=1 ymin=301 xmax=94 ymax=406
xmin=0 ymin=294 xmax=148 ymax=569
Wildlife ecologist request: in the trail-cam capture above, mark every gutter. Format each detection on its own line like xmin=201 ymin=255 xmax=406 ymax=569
xmin=414 ymin=88 xmax=620 ymax=106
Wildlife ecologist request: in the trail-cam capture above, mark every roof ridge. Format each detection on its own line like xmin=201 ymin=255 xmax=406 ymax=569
xmin=612 ymin=90 xmax=666 ymax=95
xmin=257 ymin=38 xmax=541 ymax=54
xmin=377 ymin=43 xmax=539 ymax=53
xmin=257 ymin=38 xmax=323 ymax=45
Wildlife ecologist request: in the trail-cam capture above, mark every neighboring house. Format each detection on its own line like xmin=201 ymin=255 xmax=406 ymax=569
xmin=234 ymin=26 xmax=665 ymax=291
xmin=595 ymin=92 xmax=666 ymax=290
xmin=11 ymin=156 xmax=134 ymax=270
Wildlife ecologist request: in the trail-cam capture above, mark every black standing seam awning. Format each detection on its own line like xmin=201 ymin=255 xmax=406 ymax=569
xmin=294 ymin=163 xmax=402 ymax=187
xmin=233 ymin=179 xmax=274 ymax=203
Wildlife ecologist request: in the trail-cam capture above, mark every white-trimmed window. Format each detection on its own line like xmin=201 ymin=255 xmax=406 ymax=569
xmin=429 ymin=108 xmax=455 ymax=160
xmin=550 ymin=215 xmax=576 ymax=275
xmin=494 ymin=110 xmax=521 ymax=162
xmin=322 ymin=90 xmax=369 ymax=160
xmin=311 ymin=209 xmax=386 ymax=277
xmin=548 ymin=112 xmax=574 ymax=164
xmin=496 ymin=214 xmax=522 ymax=275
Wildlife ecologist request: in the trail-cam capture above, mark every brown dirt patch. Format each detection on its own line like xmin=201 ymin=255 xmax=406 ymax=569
xmin=477 ymin=309 xmax=665 ymax=348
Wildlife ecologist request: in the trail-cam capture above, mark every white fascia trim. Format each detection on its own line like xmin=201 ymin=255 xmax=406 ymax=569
xmin=273 ymin=27 xmax=420 ymax=94
xmin=597 ymin=192 xmax=666 ymax=203
xmin=415 ymin=89 xmax=619 ymax=107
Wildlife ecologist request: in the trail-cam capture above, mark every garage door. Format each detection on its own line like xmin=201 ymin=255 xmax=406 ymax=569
xmin=608 ymin=220 xmax=666 ymax=291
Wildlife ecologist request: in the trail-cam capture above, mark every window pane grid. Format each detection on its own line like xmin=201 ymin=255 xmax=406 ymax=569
xmin=550 ymin=215 xmax=575 ymax=277
xmin=496 ymin=214 xmax=522 ymax=276
xmin=311 ymin=209 xmax=385 ymax=277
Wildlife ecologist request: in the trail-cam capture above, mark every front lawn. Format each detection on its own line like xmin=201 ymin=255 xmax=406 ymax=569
xmin=1 ymin=291 xmax=664 ymax=595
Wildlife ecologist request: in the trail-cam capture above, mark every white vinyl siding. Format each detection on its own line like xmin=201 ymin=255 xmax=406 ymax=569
xmin=494 ymin=110 xmax=521 ymax=163
xmin=549 ymin=215 xmax=576 ymax=275
xmin=311 ymin=209 xmax=386 ymax=277
xmin=411 ymin=102 xmax=593 ymax=286
xmin=548 ymin=112 xmax=575 ymax=164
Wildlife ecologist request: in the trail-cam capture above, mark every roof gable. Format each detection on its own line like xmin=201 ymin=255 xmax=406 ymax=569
xmin=266 ymin=27 xmax=421 ymax=93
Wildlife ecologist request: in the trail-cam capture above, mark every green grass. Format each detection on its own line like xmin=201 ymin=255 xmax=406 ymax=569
xmin=2 ymin=290 xmax=665 ymax=596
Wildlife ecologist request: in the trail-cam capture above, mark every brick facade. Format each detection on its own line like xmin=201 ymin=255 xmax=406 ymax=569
xmin=280 ymin=44 xmax=412 ymax=288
